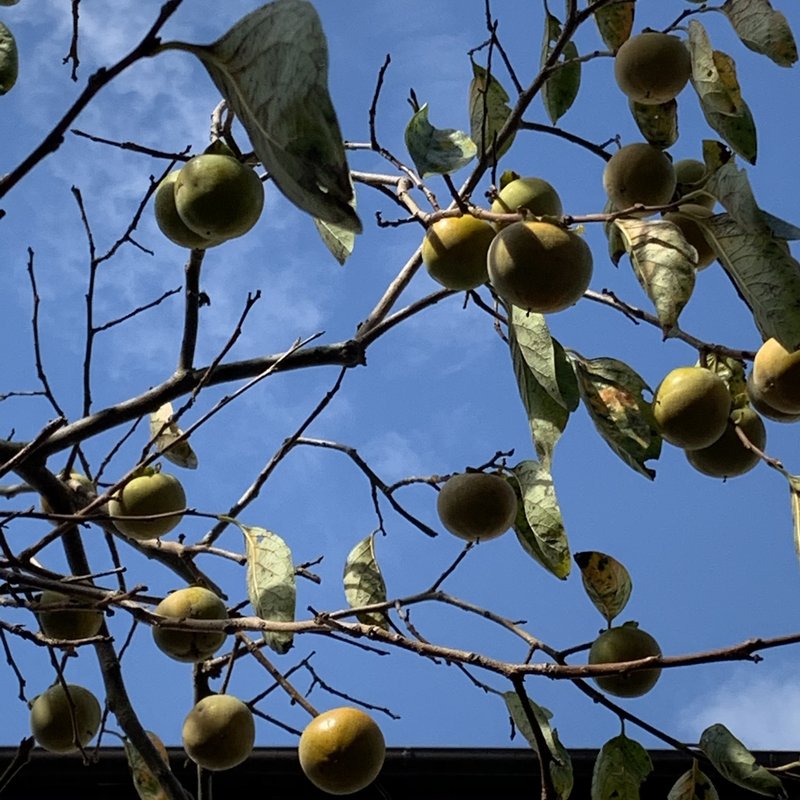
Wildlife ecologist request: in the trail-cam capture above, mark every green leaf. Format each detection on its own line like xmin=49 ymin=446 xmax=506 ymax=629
xmin=149 ymin=402 xmax=198 ymax=470
xmin=700 ymin=723 xmax=788 ymax=798
xmin=503 ymin=692 xmax=573 ymax=799
xmin=541 ymin=13 xmax=581 ymax=125
xmin=722 ymin=0 xmax=798 ymax=67
xmin=571 ymin=353 xmax=661 ymax=480
xmin=702 ymin=213 xmax=800 ymax=351
xmin=169 ymin=0 xmax=361 ymax=232
xmin=343 ymin=534 xmax=389 ymax=630
xmin=240 ymin=524 xmax=296 ymax=655
xmin=594 ymin=1 xmax=635 ymax=50
xmin=0 ymin=20 xmax=18 ymax=95
xmin=404 ymin=103 xmax=476 ymax=178
xmin=574 ymin=551 xmax=632 ymax=625
xmin=124 ymin=731 xmax=170 ymax=800
xmin=468 ymin=60 xmax=515 ymax=162
xmin=592 ymin=734 xmax=653 ymax=800
xmin=629 ymin=98 xmax=678 ymax=149
xmin=615 ymin=218 xmax=697 ymax=334
xmin=509 ymin=306 xmax=579 ymax=412
xmin=668 ymin=761 xmax=720 ymax=800
xmin=508 ymin=320 xmax=570 ymax=467
xmin=687 ymin=21 xmax=757 ymax=164
xmin=510 ymin=460 xmax=571 ymax=580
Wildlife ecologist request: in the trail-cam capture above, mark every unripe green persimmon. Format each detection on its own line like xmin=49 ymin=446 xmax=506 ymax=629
xmin=182 ymin=694 xmax=255 ymax=771
xmin=614 ymin=32 xmax=691 ymax=105
xmin=154 ymin=171 xmax=223 ymax=249
xmin=589 ymin=625 xmax=662 ymax=698
xmin=487 ymin=220 xmax=592 ymax=313
xmin=662 ymin=204 xmax=715 ymax=270
xmin=421 ymin=215 xmax=496 ymax=290
xmin=603 ymin=143 xmax=676 ymax=212
xmin=299 ymin=707 xmax=386 ymax=796
xmin=437 ymin=472 xmax=518 ymax=542
xmin=37 ymin=590 xmax=104 ymax=641
xmin=152 ymin=586 xmax=228 ymax=663
xmin=750 ymin=338 xmax=800 ymax=414
xmin=686 ymin=406 xmax=766 ymax=478
xmin=174 ymin=154 xmax=264 ymax=240
xmin=109 ymin=471 xmax=186 ymax=540
xmin=490 ymin=177 xmax=563 ymax=230
xmin=653 ymin=366 xmax=731 ymax=450
xmin=30 ymin=683 xmax=101 ymax=753
xmin=674 ymin=159 xmax=715 ymax=210
xmin=746 ymin=372 xmax=800 ymax=423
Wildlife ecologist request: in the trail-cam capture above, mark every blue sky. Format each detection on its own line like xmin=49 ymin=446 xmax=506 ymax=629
xmin=2 ymin=0 xmax=800 ymax=756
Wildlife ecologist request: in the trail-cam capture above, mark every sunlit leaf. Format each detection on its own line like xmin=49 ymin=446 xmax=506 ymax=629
xmin=702 ymin=213 xmax=800 ymax=351
xmin=510 ymin=460 xmax=570 ymax=580
xmin=404 ymin=103 xmax=476 ymax=178
xmin=124 ymin=731 xmax=170 ymax=800
xmin=314 ymin=173 xmax=357 ymax=264
xmin=668 ymin=760 xmax=720 ymax=800
xmin=571 ymin=353 xmax=661 ymax=480
xmin=166 ymin=0 xmax=361 ymax=231
xmin=503 ymin=692 xmax=573 ymax=799
xmin=629 ymin=98 xmax=678 ymax=149
xmin=509 ymin=306 xmax=579 ymax=412
xmin=700 ymin=723 xmax=788 ymax=797
xmin=688 ymin=21 xmax=757 ymax=164
xmin=468 ymin=60 xmax=515 ymax=162
xmin=788 ymin=476 xmax=800 ymax=571
xmin=343 ymin=534 xmax=389 ymax=630
xmin=574 ymin=551 xmax=632 ymax=625
xmin=509 ymin=320 xmax=570 ymax=467
xmin=722 ymin=0 xmax=798 ymax=67
xmin=615 ymin=218 xmax=697 ymax=335
xmin=240 ymin=523 xmax=296 ymax=655
xmin=594 ymin=1 xmax=635 ymax=50
xmin=149 ymin=402 xmax=198 ymax=470
xmin=0 ymin=20 xmax=18 ymax=95
xmin=592 ymin=734 xmax=653 ymax=800
xmin=541 ymin=12 xmax=581 ymax=125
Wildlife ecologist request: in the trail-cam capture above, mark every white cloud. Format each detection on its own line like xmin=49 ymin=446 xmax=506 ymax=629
xmin=677 ymin=666 xmax=800 ymax=750
xmin=363 ymin=430 xmax=427 ymax=483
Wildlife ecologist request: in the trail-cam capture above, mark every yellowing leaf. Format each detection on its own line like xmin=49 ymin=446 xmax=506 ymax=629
xmin=629 ymin=98 xmax=678 ymax=149
xmin=615 ymin=218 xmax=697 ymax=334
xmin=166 ymin=0 xmax=361 ymax=231
xmin=149 ymin=403 xmax=198 ymax=470
xmin=594 ymin=1 xmax=635 ymax=50
xmin=510 ymin=460 xmax=570 ymax=580
xmin=240 ymin=523 xmax=296 ymax=655
xmin=788 ymin=476 xmax=800 ymax=572
xmin=572 ymin=354 xmax=661 ymax=480
xmin=343 ymin=534 xmax=389 ymax=630
xmin=404 ymin=103 xmax=476 ymax=178
xmin=722 ymin=0 xmax=798 ymax=67
xmin=468 ymin=61 xmax=515 ymax=162
xmin=668 ymin=760 xmax=720 ymax=800
xmin=541 ymin=13 xmax=581 ymax=125
xmin=574 ymin=551 xmax=632 ymax=625
xmin=592 ymin=734 xmax=653 ymax=800
xmin=700 ymin=723 xmax=788 ymax=797
xmin=688 ymin=21 xmax=757 ymax=164
xmin=0 ymin=20 xmax=18 ymax=95
xmin=124 ymin=731 xmax=170 ymax=800
xmin=503 ymin=692 xmax=573 ymax=799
